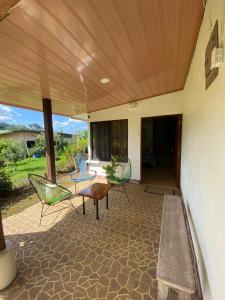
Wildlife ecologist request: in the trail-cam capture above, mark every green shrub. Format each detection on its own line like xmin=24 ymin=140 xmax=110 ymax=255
xmin=6 ymin=141 xmax=22 ymax=170
xmin=0 ymin=168 xmax=12 ymax=195
xmin=0 ymin=153 xmax=6 ymax=168
xmin=33 ymin=133 xmax=46 ymax=156
xmin=56 ymin=156 xmax=74 ymax=173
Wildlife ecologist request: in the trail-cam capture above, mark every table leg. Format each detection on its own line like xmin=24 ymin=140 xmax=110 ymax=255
xmin=106 ymin=193 xmax=109 ymax=209
xmin=82 ymin=196 xmax=85 ymax=215
xmin=96 ymin=199 xmax=99 ymax=220
xmin=94 ymin=199 xmax=96 ymax=206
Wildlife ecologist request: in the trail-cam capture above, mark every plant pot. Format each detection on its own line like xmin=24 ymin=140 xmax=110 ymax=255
xmin=0 ymin=240 xmax=17 ymax=290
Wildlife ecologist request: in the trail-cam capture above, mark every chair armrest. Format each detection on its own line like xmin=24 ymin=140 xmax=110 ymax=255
xmin=71 ymin=170 xmax=79 ymax=179
xmin=89 ymin=169 xmax=97 ymax=177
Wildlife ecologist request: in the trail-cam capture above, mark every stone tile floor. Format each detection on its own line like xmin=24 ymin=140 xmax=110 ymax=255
xmin=0 ymin=181 xmax=163 ymax=300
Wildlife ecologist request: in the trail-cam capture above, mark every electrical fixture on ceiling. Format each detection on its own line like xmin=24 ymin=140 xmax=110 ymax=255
xmin=100 ymin=78 xmax=110 ymax=84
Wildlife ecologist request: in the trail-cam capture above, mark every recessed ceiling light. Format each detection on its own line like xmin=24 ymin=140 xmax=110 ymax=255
xmin=100 ymin=78 xmax=110 ymax=84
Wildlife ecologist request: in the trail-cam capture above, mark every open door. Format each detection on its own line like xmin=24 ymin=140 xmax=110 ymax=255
xmin=175 ymin=115 xmax=182 ymax=187
xmin=141 ymin=114 xmax=182 ymax=187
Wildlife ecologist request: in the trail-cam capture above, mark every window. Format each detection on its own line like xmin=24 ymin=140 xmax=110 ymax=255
xmin=26 ymin=140 xmax=35 ymax=148
xmin=91 ymin=119 xmax=128 ymax=161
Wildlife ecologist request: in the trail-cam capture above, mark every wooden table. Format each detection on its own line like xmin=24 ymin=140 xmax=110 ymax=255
xmin=78 ymin=183 xmax=111 ymax=220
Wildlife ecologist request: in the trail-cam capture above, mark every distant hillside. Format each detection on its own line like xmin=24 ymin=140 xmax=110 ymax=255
xmin=0 ymin=122 xmax=43 ymax=131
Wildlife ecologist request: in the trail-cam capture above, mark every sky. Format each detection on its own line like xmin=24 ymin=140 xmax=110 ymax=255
xmin=0 ymin=104 xmax=87 ymax=134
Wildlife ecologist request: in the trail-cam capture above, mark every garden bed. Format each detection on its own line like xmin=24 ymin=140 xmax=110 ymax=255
xmin=0 ymin=173 xmax=74 ymax=219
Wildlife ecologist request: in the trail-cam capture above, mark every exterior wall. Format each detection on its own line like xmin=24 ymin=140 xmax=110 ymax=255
xmin=0 ymin=132 xmax=74 ymax=145
xmin=89 ymin=3 xmax=225 ymax=298
xmin=0 ymin=131 xmax=39 ymax=142
xmin=181 ymin=1 xmax=225 ymax=299
xmin=89 ymin=92 xmax=184 ymax=179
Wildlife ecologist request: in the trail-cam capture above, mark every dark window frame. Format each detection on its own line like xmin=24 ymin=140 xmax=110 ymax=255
xmin=91 ymin=119 xmax=128 ymax=161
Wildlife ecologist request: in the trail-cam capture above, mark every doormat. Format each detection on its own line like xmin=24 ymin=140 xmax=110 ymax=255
xmin=144 ymin=185 xmax=179 ymax=196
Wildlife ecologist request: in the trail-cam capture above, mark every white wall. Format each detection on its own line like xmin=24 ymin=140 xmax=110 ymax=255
xmin=89 ymin=92 xmax=183 ymax=180
xmin=181 ymin=1 xmax=225 ymax=299
xmin=89 ymin=2 xmax=225 ymax=298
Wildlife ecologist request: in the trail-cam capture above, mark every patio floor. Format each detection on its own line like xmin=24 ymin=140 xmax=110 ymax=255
xmin=0 ymin=181 xmax=163 ymax=300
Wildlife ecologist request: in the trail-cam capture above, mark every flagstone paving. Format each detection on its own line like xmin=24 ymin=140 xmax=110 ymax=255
xmin=0 ymin=181 xmax=163 ymax=300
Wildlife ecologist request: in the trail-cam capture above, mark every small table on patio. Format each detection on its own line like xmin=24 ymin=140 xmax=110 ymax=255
xmin=78 ymin=183 xmax=111 ymax=220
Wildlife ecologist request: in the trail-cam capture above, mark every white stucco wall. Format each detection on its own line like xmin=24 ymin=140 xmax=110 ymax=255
xmin=89 ymin=92 xmax=183 ymax=179
xmin=181 ymin=1 xmax=225 ymax=299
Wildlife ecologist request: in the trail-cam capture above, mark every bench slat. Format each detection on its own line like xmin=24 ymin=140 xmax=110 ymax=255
xmin=157 ymin=195 xmax=195 ymax=294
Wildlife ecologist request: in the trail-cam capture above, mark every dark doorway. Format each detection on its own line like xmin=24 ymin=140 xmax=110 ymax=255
xmin=141 ymin=115 xmax=182 ymax=188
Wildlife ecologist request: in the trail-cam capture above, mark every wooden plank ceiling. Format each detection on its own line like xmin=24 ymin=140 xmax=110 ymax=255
xmin=0 ymin=0 xmax=204 ymax=117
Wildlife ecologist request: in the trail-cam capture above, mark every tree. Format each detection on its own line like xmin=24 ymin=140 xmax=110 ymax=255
xmin=76 ymin=130 xmax=88 ymax=154
xmin=6 ymin=141 xmax=22 ymax=170
xmin=33 ymin=133 xmax=46 ymax=156
xmin=0 ymin=139 xmax=9 ymax=152
xmin=0 ymin=168 xmax=12 ymax=194
xmin=0 ymin=140 xmax=12 ymax=193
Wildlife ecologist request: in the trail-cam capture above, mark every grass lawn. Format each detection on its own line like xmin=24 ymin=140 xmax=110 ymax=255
xmin=6 ymin=157 xmax=47 ymax=188
xmin=1 ymin=157 xmax=75 ymax=218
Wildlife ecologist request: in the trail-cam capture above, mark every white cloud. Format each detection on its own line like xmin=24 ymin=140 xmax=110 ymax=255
xmin=0 ymin=104 xmax=21 ymax=122
xmin=53 ymin=118 xmax=83 ymax=130
xmin=68 ymin=118 xmax=83 ymax=123
xmin=53 ymin=120 xmax=69 ymax=128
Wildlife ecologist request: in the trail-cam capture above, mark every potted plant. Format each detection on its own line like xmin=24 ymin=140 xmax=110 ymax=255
xmin=103 ymin=155 xmax=120 ymax=179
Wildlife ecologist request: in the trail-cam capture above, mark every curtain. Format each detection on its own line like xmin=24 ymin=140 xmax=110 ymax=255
xmin=91 ymin=120 xmax=128 ymax=161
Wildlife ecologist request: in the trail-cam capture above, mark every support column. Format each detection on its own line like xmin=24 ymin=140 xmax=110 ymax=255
xmin=42 ymin=98 xmax=56 ymax=183
xmin=0 ymin=212 xmax=6 ymax=251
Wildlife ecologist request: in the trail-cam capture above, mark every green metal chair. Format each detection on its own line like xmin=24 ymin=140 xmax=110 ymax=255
xmin=106 ymin=158 xmax=131 ymax=201
xmin=28 ymin=174 xmax=79 ymax=226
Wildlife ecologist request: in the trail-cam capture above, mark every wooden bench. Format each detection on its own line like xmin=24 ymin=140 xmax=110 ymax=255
xmin=157 ymin=195 xmax=195 ymax=300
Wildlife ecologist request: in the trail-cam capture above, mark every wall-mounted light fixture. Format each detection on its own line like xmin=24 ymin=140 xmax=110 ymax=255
xmin=128 ymin=101 xmax=138 ymax=111
xmin=211 ymin=47 xmax=224 ymax=69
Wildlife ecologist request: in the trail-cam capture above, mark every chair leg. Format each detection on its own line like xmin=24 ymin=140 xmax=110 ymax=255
xmin=123 ymin=184 xmax=129 ymax=201
xmin=106 ymin=192 xmax=109 ymax=209
xmin=96 ymin=199 xmax=99 ymax=220
xmin=75 ymin=182 xmax=77 ymax=194
xmin=82 ymin=196 xmax=85 ymax=215
xmin=39 ymin=204 xmax=45 ymax=226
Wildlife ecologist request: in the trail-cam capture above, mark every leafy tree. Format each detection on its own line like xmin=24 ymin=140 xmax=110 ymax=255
xmin=75 ymin=130 xmax=88 ymax=154
xmin=0 ymin=139 xmax=10 ymax=154
xmin=0 ymin=139 xmax=12 ymax=193
xmin=6 ymin=141 xmax=22 ymax=170
xmin=33 ymin=133 xmax=46 ymax=156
